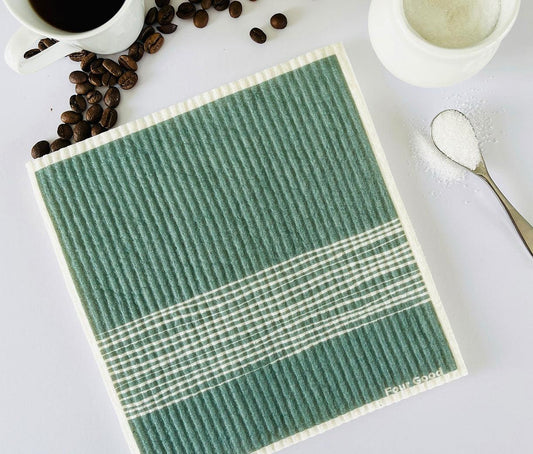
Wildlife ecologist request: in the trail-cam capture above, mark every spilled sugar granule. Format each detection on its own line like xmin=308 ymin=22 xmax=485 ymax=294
xmin=410 ymin=129 xmax=468 ymax=184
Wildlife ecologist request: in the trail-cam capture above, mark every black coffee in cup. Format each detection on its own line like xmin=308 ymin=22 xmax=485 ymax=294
xmin=29 ymin=0 xmax=125 ymax=33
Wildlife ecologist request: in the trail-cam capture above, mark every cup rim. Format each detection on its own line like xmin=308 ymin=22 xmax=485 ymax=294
xmin=395 ymin=0 xmax=521 ymax=57
xmin=3 ymin=0 xmax=136 ymax=40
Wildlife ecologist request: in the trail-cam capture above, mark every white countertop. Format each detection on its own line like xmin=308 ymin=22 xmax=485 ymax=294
xmin=1 ymin=1 xmax=532 ymax=453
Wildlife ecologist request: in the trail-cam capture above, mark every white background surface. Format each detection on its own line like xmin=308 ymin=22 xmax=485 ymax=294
xmin=1 ymin=1 xmax=532 ymax=453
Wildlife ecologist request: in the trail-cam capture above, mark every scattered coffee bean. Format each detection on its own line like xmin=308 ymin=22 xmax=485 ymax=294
xmin=145 ymin=7 xmax=158 ymax=25
xmin=86 ymin=90 xmax=102 ymax=104
xmin=61 ymin=110 xmax=82 ymax=124
xmin=88 ymin=73 xmax=103 ymax=86
xmin=32 ymin=0 xmax=231 ymax=158
xmin=158 ymin=5 xmax=175 ymax=24
xmin=104 ymin=86 xmax=121 ymax=107
xmin=118 ymin=55 xmax=138 ymax=71
xmin=24 ymin=48 xmax=40 ymax=59
xmin=214 ymin=0 xmax=229 ymax=11
xmin=57 ymin=123 xmax=73 ymax=139
xmin=250 ymin=27 xmax=266 ymax=44
xmin=69 ymin=50 xmax=88 ymax=62
xmin=138 ymin=25 xmax=155 ymax=42
xmin=119 ymin=71 xmax=138 ymax=90
xmin=69 ymin=94 xmax=86 ymax=112
xmin=177 ymin=2 xmax=196 ymax=19
xmin=80 ymin=52 xmax=96 ymax=71
xmin=158 ymin=23 xmax=178 ymax=34
xmin=100 ymin=107 xmax=118 ymax=128
xmin=38 ymin=38 xmax=56 ymax=50
xmin=50 ymin=138 xmax=71 ymax=151
xmin=91 ymin=124 xmax=106 ymax=136
xmin=102 ymin=72 xmax=117 ymax=86
xmin=228 ymin=1 xmax=242 ymax=18
xmin=75 ymin=82 xmax=92 ymax=95
xmin=73 ymin=121 xmax=91 ymax=142
xmin=69 ymin=70 xmax=87 ymax=84
xmin=270 ymin=13 xmax=287 ymax=29
xmin=103 ymin=59 xmax=123 ymax=77
xmin=144 ymin=33 xmax=164 ymax=54
xmin=194 ymin=9 xmax=209 ymax=28
xmin=90 ymin=58 xmax=106 ymax=75
xmin=128 ymin=42 xmax=145 ymax=61
xmin=86 ymin=104 xmax=103 ymax=123
xmin=31 ymin=140 xmax=50 ymax=159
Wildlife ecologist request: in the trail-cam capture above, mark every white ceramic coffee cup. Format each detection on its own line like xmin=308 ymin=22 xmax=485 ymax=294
xmin=3 ymin=0 xmax=145 ymax=74
xmin=368 ymin=0 xmax=521 ymax=87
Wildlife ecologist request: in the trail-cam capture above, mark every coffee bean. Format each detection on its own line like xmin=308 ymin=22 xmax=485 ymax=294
xmin=50 ymin=138 xmax=71 ymax=151
xmin=118 ymin=55 xmax=138 ymax=71
xmin=80 ymin=52 xmax=96 ymax=71
xmin=201 ymin=0 xmax=212 ymax=8
xmin=177 ymin=2 xmax=196 ymax=18
xmin=61 ymin=111 xmax=83 ymax=124
xmin=138 ymin=25 xmax=155 ymax=42
xmin=69 ymin=70 xmax=87 ymax=84
xmin=90 ymin=58 xmax=106 ymax=75
xmin=128 ymin=42 xmax=145 ymax=61
xmin=144 ymin=33 xmax=164 ymax=54
xmin=75 ymin=82 xmax=92 ymax=95
xmin=145 ymin=6 xmax=157 ymax=25
xmin=214 ymin=0 xmax=229 ymax=11
xmin=38 ymin=38 xmax=56 ymax=50
xmin=103 ymin=59 xmax=123 ymax=77
xmin=102 ymin=72 xmax=118 ymax=86
xmin=270 ymin=13 xmax=287 ymax=29
xmin=100 ymin=108 xmax=118 ymax=128
xmin=158 ymin=5 xmax=175 ymax=24
xmin=57 ymin=123 xmax=73 ymax=139
xmin=228 ymin=1 xmax=242 ymax=17
xmin=118 ymin=71 xmax=138 ymax=90
xmin=250 ymin=27 xmax=266 ymax=44
xmin=88 ymin=73 xmax=103 ymax=86
xmin=86 ymin=104 xmax=103 ymax=123
xmin=24 ymin=48 xmax=40 ymax=59
xmin=193 ymin=9 xmax=209 ymax=28
xmin=73 ymin=121 xmax=91 ymax=142
xmin=104 ymin=86 xmax=121 ymax=107
xmin=91 ymin=124 xmax=106 ymax=136
xmin=69 ymin=94 xmax=86 ymax=112
xmin=86 ymin=90 xmax=102 ymax=104
xmin=158 ymin=23 xmax=178 ymax=34
xmin=31 ymin=140 xmax=50 ymax=159
xmin=156 ymin=0 xmax=169 ymax=6
xmin=69 ymin=50 xmax=88 ymax=62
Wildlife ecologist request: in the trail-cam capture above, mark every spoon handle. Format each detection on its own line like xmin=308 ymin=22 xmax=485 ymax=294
xmin=480 ymin=172 xmax=533 ymax=257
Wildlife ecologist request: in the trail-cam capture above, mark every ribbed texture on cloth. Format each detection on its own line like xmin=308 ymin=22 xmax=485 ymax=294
xmin=29 ymin=45 xmax=465 ymax=454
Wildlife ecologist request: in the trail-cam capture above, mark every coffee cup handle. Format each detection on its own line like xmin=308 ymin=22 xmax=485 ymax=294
xmin=5 ymin=26 xmax=80 ymax=74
